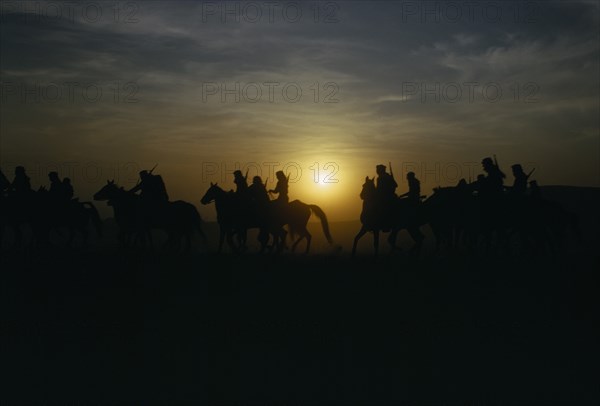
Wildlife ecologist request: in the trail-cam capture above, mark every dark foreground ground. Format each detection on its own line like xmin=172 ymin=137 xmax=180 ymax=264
xmin=1 ymin=249 xmax=598 ymax=405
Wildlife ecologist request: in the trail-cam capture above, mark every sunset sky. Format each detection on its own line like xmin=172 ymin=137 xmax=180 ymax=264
xmin=1 ymin=0 xmax=598 ymax=221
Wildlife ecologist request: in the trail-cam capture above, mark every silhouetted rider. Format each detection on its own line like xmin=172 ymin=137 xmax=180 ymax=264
xmin=510 ymin=164 xmax=528 ymax=196
xmin=269 ymin=171 xmax=289 ymax=203
xmin=63 ymin=177 xmax=74 ymax=200
xmin=248 ymin=175 xmax=269 ymax=205
xmin=48 ymin=171 xmax=71 ymax=202
xmin=11 ymin=166 xmax=32 ymax=196
xmin=130 ymin=170 xmax=169 ymax=203
xmin=480 ymin=157 xmax=505 ymax=197
xmin=399 ymin=171 xmax=421 ymax=203
xmin=375 ymin=164 xmax=397 ymax=199
xmin=233 ymin=170 xmax=249 ymax=196
xmin=529 ymin=180 xmax=542 ymax=201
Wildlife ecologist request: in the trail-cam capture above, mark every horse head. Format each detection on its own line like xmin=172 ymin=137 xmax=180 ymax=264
xmin=93 ymin=179 xmax=119 ymax=201
xmin=200 ymin=182 xmax=224 ymax=205
xmin=360 ymin=176 xmax=377 ymax=201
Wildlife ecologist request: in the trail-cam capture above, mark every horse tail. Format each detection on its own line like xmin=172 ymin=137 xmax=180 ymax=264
xmin=82 ymin=201 xmax=103 ymax=237
xmin=308 ymin=204 xmax=333 ymax=244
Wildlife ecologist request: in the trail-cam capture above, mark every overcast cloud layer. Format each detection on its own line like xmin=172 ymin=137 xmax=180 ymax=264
xmin=1 ymin=1 xmax=598 ymax=219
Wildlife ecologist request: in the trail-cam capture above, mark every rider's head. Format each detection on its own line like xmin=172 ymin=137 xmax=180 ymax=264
xmin=481 ymin=157 xmax=494 ymax=172
xmin=233 ymin=170 xmax=244 ymax=179
xmin=63 ymin=177 xmax=71 ymax=185
xmin=48 ymin=171 xmax=59 ymax=182
xmin=511 ymin=164 xmax=523 ymax=175
xmin=406 ymin=171 xmax=415 ymax=180
xmin=252 ymin=176 xmax=262 ymax=185
xmin=139 ymin=170 xmax=149 ymax=180
xmin=376 ymin=164 xmax=386 ymax=175
xmin=15 ymin=166 xmax=26 ymax=175
xmin=276 ymin=171 xmax=286 ymax=181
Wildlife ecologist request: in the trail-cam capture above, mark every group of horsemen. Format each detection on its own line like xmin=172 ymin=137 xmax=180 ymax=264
xmin=0 ymin=165 xmax=292 ymax=215
xmin=1 ymin=156 xmax=539 ymax=216
xmin=372 ymin=156 xmax=540 ymax=213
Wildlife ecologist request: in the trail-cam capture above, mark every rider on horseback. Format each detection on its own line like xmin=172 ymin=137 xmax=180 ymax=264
xmin=130 ymin=170 xmax=169 ymax=203
xmin=509 ymin=164 xmax=530 ymax=196
xmin=269 ymin=171 xmax=289 ymax=203
xmin=48 ymin=171 xmax=72 ymax=203
xmin=399 ymin=171 xmax=421 ymax=204
xmin=233 ymin=170 xmax=249 ymax=197
xmin=480 ymin=157 xmax=505 ymax=198
xmin=11 ymin=166 xmax=32 ymax=197
xmin=248 ymin=175 xmax=269 ymax=205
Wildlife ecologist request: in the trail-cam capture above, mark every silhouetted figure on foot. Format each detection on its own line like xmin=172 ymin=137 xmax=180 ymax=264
xmin=375 ymin=164 xmax=397 ymax=231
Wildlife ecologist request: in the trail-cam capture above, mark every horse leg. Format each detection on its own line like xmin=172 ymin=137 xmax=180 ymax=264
xmin=388 ymin=229 xmax=400 ymax=252
xmin=352 ymin=226 xmax=368 ymax=256
xmin=408 ymin=227 xmax=424 ymax=257
xmin=218 ymin=229 xmax=225 ymax=253
xmin=304 ymin=230 xmax=312 ymax=254
xmin=226 ymin=230 xmax=237 ymax=253
xmin=291 ymin=234 xmax=304 ymax=253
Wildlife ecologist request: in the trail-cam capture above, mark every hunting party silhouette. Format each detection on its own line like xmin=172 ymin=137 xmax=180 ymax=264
xmin=1 ymin=1 xmax=598 ymax=405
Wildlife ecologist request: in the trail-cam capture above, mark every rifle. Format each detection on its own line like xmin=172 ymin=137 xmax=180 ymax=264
xmin=526 ymin=168 xmax=536 ymax=179
xmin=149 ymin=163 xmax=158 ymax=174
xmin=493 ymin=155 xmax=506 ymax=178
xmin=245 ymin=169 xmax=249 ymax=181
xmin=264 ymin=177 xmax=268 ymax=187
xmin=389 ymin=161 xmax=394 ymax=180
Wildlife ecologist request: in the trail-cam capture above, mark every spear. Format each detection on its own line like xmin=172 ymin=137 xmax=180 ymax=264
xmin=526 ymin=168 xmax=536 ymax=179
xmin=389 ymin=161 xmax=394 ymax=180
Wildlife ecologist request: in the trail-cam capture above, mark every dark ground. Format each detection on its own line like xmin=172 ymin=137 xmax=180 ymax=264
xmin=1 ymin=249 xmax=598 ymax=405
xmin=1 ymin=186 xmax=599 ymax=405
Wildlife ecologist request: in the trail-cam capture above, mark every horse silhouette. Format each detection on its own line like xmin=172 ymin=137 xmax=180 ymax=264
xmin=1 ymin=188 xmax=102 ymax=248
xmin=94 ymin=180 xmax=205 ymax=251
xmin=422 ymin=181 xmax=581 ymax=255
xmin=200 ymin=183 xmax=333 ymax=254
xmin=352 ymin=176 xmax=425 ymax=256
